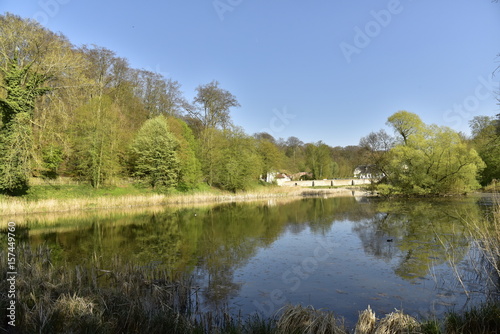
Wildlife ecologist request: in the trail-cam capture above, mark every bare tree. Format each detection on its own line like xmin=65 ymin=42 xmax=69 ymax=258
xmin=191 ymin=80 xmax=240 ymax=131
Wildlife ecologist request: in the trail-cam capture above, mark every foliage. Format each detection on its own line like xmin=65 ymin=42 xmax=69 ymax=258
xmin=382 ymin=112 xmax=485 ymax=195
xmin=256 ymin=136 xmax=286 ymax=177
xmin=386 ymin=110 xmax=425 ymax=145
xmin=206 ymin=128 xmax=262 ymax=192
xmin=0 ymin=112 xmax=33 ymax=194
xmin=445 ymin=303 xmax=500 ymax=334
xmin=469 ymin=115 xmax=500 ymax=186
xmin=70 ymin=96 xmax=122 ymax=188
xmin=129 ymin=115 xmax=180 ymax=190
xmin=167 ymin=116 xmax=203 ymax=190
xmin=41 ymin=145 xmax=64 ymax=179
xmin=305 ymin=141 xmax=338 ymax=179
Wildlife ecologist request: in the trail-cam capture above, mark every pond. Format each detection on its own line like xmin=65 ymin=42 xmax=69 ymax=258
xmin=17 ymin=194 xmax=500 ymax=327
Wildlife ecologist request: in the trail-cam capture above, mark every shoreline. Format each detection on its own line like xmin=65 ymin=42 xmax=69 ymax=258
xmin=0 ymin=186 xmax=371 ymax=217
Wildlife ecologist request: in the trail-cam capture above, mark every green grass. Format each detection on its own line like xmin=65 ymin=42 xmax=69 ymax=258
xmin=24 ymin=183 xmax=156 ymax=201
xmin=444 ymin=303 xmax=500 ymax=334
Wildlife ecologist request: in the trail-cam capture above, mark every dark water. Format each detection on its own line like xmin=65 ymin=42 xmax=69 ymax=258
xmin=20 ymin=194 xmax=499 ymax=326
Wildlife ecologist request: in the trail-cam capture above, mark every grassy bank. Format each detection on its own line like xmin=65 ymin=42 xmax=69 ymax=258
xmin=1 ymin=243 xmax=499 ymax=333
xmin=0 ymin=182 xmax=365 ymax=216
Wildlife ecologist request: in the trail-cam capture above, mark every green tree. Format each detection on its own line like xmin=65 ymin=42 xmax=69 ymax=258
xmin=469 ymin=115 xmax=500 ymax=185
xmin=255 ymin=134 xmax=285 ymax=179
xmin=190 ymin=81 xmax=240 ymax=186
xmin=209 ymin=128 xmax=262 ymax=192
xmin=383 ymin=112 xmax=485 ymax=194
xmin=41 ymin=144 xmax=64 ymax=179
xmin=129 ymin=116 xmax=180 ymax=190
xmin=167 ymin=116 xmax=202 ymax=190
xmin=70 ymin=96 xmax=121 ymax=188
xmin=0 ymin=112 xmax=33 ymax=194
xmin=331 ymin=145 xmax=365 ymax=178
xmin=284 ymin=136 xmax=306 ymax=173
xmin=305 ymin=141 xmax=338 ymax=179
xmin=386 ymin=110 xmax=425 ymax=145
xmin=0 ymin=14 xmax=78 ymax=193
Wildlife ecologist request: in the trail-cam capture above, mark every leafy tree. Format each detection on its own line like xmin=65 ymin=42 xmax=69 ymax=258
xmin=256 ymin=136 xmax=285 ymax=179
xmin=284 ymin=136 xmax=306 ymax=174
xmin=191 ymin=81 xmax=240 ymax=186
xmin=383 ymin=112 xmax=485 ymax=194
xmin=208 ymin=128 xmax=262 ymax=192
xmin=469 ymin=115 xmax=500 ymax=185
xmin=70 ymin=96 xmax=122 ymax=188
xmin=167 ymin=116 xmax=202 ymax=190
xmin=67 ymin=45 xmax=150 ymax=188
xmin=305 ymin=141 xmax=338 ymax=179
xmin=129 ymin=116 xmax=180 ymax=190
xmin=0 ymin=14 xmax=78 ymax=193
xmin=0 ymin=112 xmax=32 ymax=194
xmin=41 ymin=145 xmax=64 ymax=179
xmin=331 ymin=145 xmax=365 ymax=178
xmin=386 ymin=110 xmax=425 ymax=145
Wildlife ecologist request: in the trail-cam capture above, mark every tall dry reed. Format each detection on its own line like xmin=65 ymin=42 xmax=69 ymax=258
xmin=0 ymin=187 xmax=360 ymax=216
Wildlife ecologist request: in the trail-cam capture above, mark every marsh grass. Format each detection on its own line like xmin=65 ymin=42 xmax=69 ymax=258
xmin=276 ymin=304 xmax=348 ymax=334
xmin=0 ymin=185 xmax=359 ymax=217
xmin=458 ymin=194 xmax=500 ymax=295
xmin=1 ymin=244 xmax=500 ymax=333
xmin=444 ymin=303 xmax=500 ymax=334
xmin=0 ymin=243 xmax=196 ymax=333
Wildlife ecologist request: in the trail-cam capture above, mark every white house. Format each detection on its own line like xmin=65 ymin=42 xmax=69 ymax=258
xmin=265 ymin=172 xmax=291 ymax=185
xmin=353 ymin=165 xmax=384 ymax=179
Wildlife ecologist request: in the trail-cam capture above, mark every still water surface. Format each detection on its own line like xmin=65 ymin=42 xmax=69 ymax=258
xmin=24 ymin=194 xmax=498 ymax=326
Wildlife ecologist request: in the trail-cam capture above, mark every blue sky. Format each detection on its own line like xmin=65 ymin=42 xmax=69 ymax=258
xmin=2 ymin=0 xmax=499 ymax=147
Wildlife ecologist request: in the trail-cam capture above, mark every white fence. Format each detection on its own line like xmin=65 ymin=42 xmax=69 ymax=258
xmin=280 ymin=179 xmax=374 ymax=187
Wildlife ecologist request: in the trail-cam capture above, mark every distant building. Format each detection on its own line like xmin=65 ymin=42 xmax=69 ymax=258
xmin=353 ymin=165 xmax=384 ymax=179
xmin=265 ymin=172 xmax=291 ymax=185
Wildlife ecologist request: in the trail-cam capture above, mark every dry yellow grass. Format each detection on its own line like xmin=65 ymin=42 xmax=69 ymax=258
xmin=0 ymin=187 xmax=363 ymax=217
xmin=276 ymin=304 xmax=348 ymax=334
xmin=355 ymin=305 xmax=377 ymax=334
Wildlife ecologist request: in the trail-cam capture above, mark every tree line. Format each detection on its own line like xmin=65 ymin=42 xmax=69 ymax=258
xmin=0 ymin=13 xmax=498 ymax=196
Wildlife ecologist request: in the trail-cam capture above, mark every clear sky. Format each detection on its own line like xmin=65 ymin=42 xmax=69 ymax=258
xmin=2 ymin=0 xmax=500 ymax=147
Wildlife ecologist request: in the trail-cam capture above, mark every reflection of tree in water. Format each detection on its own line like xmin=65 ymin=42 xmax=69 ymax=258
xmin=352 ymin=212 xmax=398 ymax=261
xmin=194 ymin=197 xmax=378 ymax=309
xmin=352 ymin=198 xmax=483 ymax=281
xmin=29 ymin=195 xmax=494 ymax=312
xmin=134 ymin=212 xmax=183 ymax=270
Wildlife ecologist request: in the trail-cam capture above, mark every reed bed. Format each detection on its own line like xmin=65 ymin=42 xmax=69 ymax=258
xmin=0 ymin=187 xmax=360 ymax=216
xmin=459 ymin=194 xmax=500 ymax=295
xmin=1 ymin=243 xmax=500 ymax=333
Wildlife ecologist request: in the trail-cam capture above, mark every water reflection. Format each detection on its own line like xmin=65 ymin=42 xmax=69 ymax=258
xmin=16 ymin=195 xmax=499 ymax=325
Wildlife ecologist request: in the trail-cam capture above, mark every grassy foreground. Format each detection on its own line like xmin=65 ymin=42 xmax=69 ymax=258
xmin=1 ymin=243 xmax=499 ymax=334
xmin=0 ymin=181 xmax=363 ymax=216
